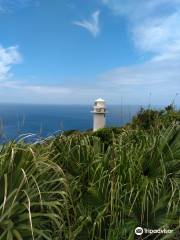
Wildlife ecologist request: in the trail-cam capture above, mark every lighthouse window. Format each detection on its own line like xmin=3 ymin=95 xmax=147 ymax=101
xmin=96 ymin=108 xmax=104 ymax=113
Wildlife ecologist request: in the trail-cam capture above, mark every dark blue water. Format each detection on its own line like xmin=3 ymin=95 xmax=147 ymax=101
xmin=0 ymin=104 xmax=142 ymax=142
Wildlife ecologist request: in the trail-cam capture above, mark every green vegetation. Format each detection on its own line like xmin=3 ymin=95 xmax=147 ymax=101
xmin=0 ymin=106 xmax=180 ymax=239
xmin=131 ymin=104 xmax=180 ymax=130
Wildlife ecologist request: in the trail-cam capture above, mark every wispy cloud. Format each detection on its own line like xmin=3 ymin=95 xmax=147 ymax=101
xmin=102 ymin=0 xmax=180 ymax=19
xmin=100 ymin=57 xmax=180 ymax=87
xmin=22 ymin=85 xmax=71 ymax=94
xmin=0 ymin=45 xmax=22 ymax=81
xmin=133 ymin=14 xmax=180 ymax=61
xmin=102 ymin=0 xmax=180 ymax=60
xmin=0 ymin=41 xmax=73 ymax=105
xmin=73 ymin=10 xmax=100 ymax=37
xmin=0 ymin=44 xmax=71 ymax=99
xmin=0 ymin=80 xmax=73 ymax=104
xmin=100 ymin=0 xmax=180 ymax=102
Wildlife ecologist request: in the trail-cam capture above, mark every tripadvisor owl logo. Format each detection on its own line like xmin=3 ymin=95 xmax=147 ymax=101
xmin=135 ymin=227 xmax=143 ymax=235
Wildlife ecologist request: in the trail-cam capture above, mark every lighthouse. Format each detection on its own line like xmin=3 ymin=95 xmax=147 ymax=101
xmin=92 ymin=98 xmax=107 ymax=131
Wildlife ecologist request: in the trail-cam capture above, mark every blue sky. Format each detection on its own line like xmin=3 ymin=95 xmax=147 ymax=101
xmin=0 ymin=0 xmax=179 ymax=105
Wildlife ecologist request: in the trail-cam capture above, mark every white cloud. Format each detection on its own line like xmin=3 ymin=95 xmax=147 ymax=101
xmin=133 ymin=11 xmax=180 ymax=61
xmin=23 ymin=85 xmax=71 ymax=94
xmin=0 ymin=45 xmax=22 ymax=81
xmin=0 ymin=80 xmax=71 ymax=94
xmin=0 ymin=80 xmax=73 ymax=104
xmin=100 ymin=0 xmax=180 ymax=103
xmin=73 ymin=10 xmax=100 ymax=37
xmin=101 ymin=57 xmax=180 ymax=86
xmin=102 ymin=0 xmax=180 ymax=59
xmin=0 ymin=44 xmax=71 ymax=100
xmin=102 ymin=0 xmax=180 ymax=19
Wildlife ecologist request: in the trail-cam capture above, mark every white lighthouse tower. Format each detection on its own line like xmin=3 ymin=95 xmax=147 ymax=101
xmin=92 ymin=98 xmax=107 ymax=131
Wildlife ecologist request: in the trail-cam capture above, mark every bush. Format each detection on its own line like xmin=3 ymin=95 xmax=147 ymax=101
xmin=63 ymin=129 xmax=81 ymax=136
xmin=131 ymin=105 xmax=180 ymax=130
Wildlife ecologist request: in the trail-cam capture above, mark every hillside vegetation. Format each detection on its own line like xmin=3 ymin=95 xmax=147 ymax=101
xmin=0 ymin=106 xmax=180 ymax=239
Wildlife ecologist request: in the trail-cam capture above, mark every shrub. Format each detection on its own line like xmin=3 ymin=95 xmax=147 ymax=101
xmin=131 ymin=105 xmax=180 ymax=130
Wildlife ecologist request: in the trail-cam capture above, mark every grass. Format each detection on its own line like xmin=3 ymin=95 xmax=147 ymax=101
xmin=0 ymin=107 xmax=180 ymax=239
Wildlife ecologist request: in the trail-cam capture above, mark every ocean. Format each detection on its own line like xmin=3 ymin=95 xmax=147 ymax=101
xmin=0 ymin=104 xmax=149 ymax=142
